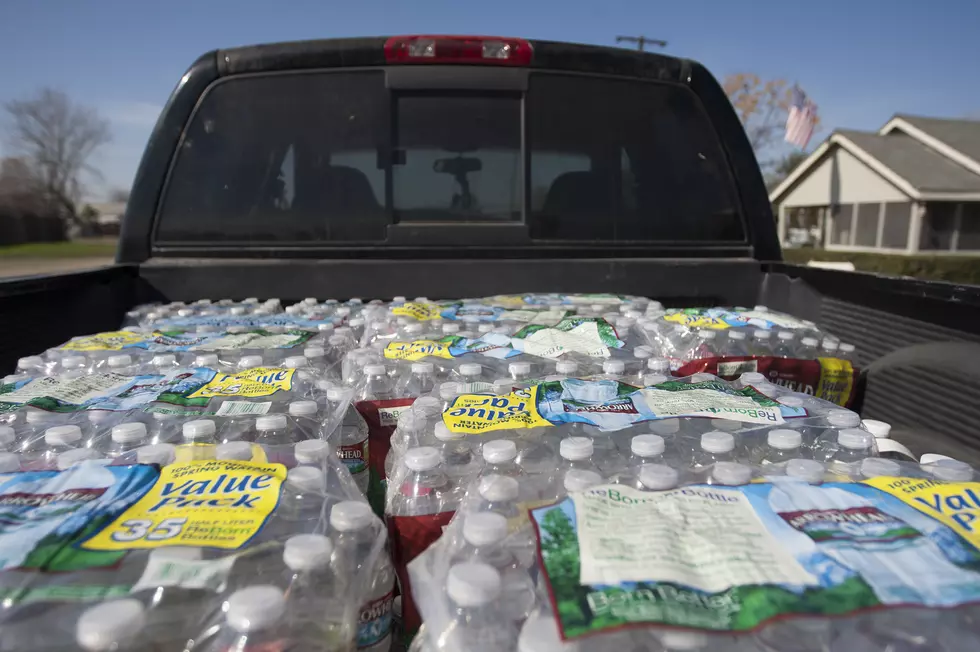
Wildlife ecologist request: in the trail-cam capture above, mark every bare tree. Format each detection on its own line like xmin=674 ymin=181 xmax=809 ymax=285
xmin=3 ymin=88 xmax=111 ymax=227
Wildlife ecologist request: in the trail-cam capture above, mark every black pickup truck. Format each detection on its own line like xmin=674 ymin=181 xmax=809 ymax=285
xmin=2 ymin=35 xmax=979 ymax=464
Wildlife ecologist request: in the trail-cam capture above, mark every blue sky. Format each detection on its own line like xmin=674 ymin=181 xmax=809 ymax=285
xmin=1 ymin=0 xmax=978 ymax=200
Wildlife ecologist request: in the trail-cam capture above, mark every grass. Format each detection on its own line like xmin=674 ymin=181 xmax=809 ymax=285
xmin=781 ymin=248 xmax=980 ymax=286
xmin=0 ymin=241 xmax=117 ymax=258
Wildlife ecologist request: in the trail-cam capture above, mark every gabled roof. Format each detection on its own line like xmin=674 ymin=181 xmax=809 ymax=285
xmin=770 ymin=114 xmax=980 ymax=204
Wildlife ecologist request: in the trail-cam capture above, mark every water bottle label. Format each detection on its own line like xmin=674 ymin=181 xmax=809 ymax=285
xmin=214 ymin=401 xmax=272 ymax=416
xmin=514 ymin=317 xmax=623 ymax=359
xmin=357 ymin=589 xmax=394 ymax=648
xmin=663 ymin=308 xmax=809 ymax=330
xmin=82 ymin=459 xmax=286 ymax=552
xmin=526 ymin=478 xmax=980 ymax=641
xmin=187 ymin=367 xmax=296 ymax=399
xmin=131 ymin=553 xmax=236 ymax=593
xmin=443 ymin=386 xmax=553 ymax=435
xmin=338 ymin=439 xmax=369 ymax=476
xmin=391 ymin=302 xmax=444 ymax=321
xmin=57 ymin=327 xmax=316 ymax=354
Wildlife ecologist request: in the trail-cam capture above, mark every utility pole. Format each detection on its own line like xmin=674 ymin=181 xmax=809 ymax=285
xmin=616 ymin=35 xmax=668 ymax=51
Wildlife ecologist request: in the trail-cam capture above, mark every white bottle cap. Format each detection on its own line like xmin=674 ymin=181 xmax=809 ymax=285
xmin=649 ymin=419 xmax=680 ymax=435
xmin=45 ymin=425 xmax=82 ymax=446
xmin=325 ymin=386 xmax=347 ymax=402
xmin=303 ymin=346 xmax=325 ymax=359
xmin=194 ymin=354 xmax=219 ymax=366
xmin=563 ymin=469 xmax=603 ymax=492
xmin=839 ymin=342 xmax=856 ymax=354
xmin=217 ymin=441 xmax=253 ymax=461
xmin=318 ymin=323 xmax=335 ymax=333
xmin=0 ymin=452 xmax=19 ymax=473
xmin=294 ymin=440 xmax=330 ymax=465
xmin=17 ymin=355 xmax=44 ymax=369
xmin=826 ymin=410 xmax=861 ymax=428
xmin=439 ymin=381 xmax=461 ymax=401
xmin=363 ymin=364 xmax=387 ymax=376
xmin=443 ymin=323 xmax=461 ymax=334
xmin=801 ymin=337 xmax=819 ymax=347
xmin=754 ymin=305 xmax=768 ymax=311
xmin=57 ymin=448 xmax=104 ymax=470
xmin=728 ymin=330 xmax=746 ymax=340
xmin=631 ymin=434 xmax=665 ymax=457
xmin=256 ymin=414 xmax=288 ymax=431
xmin=739 ymin=372 xmax=766 ymax=384
xmin=875 ymin=438 xmax=914 ymax=461
xmin=107 ymin=354 xmax=133 ymax=368
xmin=182 ymin=419 xmax=216 ymax=440
xmin=393 ymin=295 xmax=407 ymax=303
xmin=303 ymin=297 xmax=318 ymax=305
xmin=493 ymin=378 xmax=514 ymax=395
xmin=434 ymin=422 xmax=464 ymax=442
xmin=638 ymin=464 xmax=679 ymax=490
xmin=137 ymin=443 xmax=176 ymax=466
xmin=838 ymin=428 xmax=873 ymax=450
xmin=286 ymin=466 xmax=323 ymax=492
xmin=821 ymin=339 xmax=838 ymax=351
xmin=26 ymin=410 xmax=58 ymax=425
xmin=642 ymin=373 xmax=669 ymax=386
xmin=555 ymin=360 xmax=579 ymax=375
xmin=111 ymin=422 xmax=147 ymax=444
xmin=76 ymin=598 xmax=146 ymax=651
xmin=860 ymin=457 xmax=901 ymax=478
xmin=447 ymin=562 xmax=502 ymax=607
xmin=88 ymin=411 xmax=113 ymax=425
xmin=151 ymin=354 xmax=177 ymax=367
xmin=482 ymin=439 xmax=518 ymax=464
xmin=177 ymin=308 xmax=194 ymax=317
xmin=230 ymin=306 xmax=246 ymax=315
xmin=920 ymin=453 xmax=955 ymax=465
xmin=767 ymin=429 xmax=802 ymax=450
xmin=288 ymin=401 xmax=318 ymax=417
xmin=0 ymin=425 xmax=15 ymax=446
xmin=330 ymin=500 xmax=375 ymax=532
xmin=658 ymin=630 xmax=708 ymax=650
xmin=463 ymin=512 xmax=509 ymax=546
xmin=647 ymin=358 xmax=670 ymax=372
xmin=283 ymin=533 xmax=333 ymax=571
xmin=328 ymin=335 xmax=347 ymax=347
xmin=282 ymin=356 xmax=308 ymax=369
xmin=753 ymin=329 xmax=771 ymax=340
xmin=778 ymin=396 xmax=804 ymax=408
xmin=559 ymin=436 xmax=594 ymax=461
xmin=785 ymin=458 xmax=825 ymax=484
xmin=775 ymin=330 xmax=794 ymax=341
xmin=411 ymin=361 xmax=435 ymax=374
xmin=861 ymin=419 xmax=891 ymax=439
xmin=602 ymin=360 xmax=625 ymax=374
xmin=509 ymin=361 xmax=532 ymax=375
xmin=238 ymin=355 xmax=263 ymax=368
xmin=712 ymin=461 xmax=753 ymax=485
xmin=225 ymin=585 xmax=286 ymax=633
xmin=633 ymin=345 xmax=654 ymax=359
xmin=700 ymin=431 xmax=735 ymax=454
xmin=62 ymin=355 xmax=87 ymax=368
xmin=699 ymin=330 xmax=717 ymax=340
xmin=459 ymin=363 xmax=482 ymax=377
xmin=404 ymin=446 xmax=442 ymax=471
xmin=926 ymin=458 xmax=974 ymax=482
xmin=478 ymin=474 xmax=519 ymax=502
xmin=478 ymin=323 xmax=494 ymax=334
xmin=405 ymin=323 xmax=424 ymax=334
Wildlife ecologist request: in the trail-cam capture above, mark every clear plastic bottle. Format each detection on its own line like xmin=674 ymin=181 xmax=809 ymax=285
xmin=390 ymin=447 xmax=454 ymax=516
xmin=837 ymin=342 xmax=857 ymax=362
xmin=237 ymin=354 xmax=264 ymax=370
xmin=254 ymin=414 xmax=300 ymax=465
xmin=396 ymin=362 xmax=437 ymax=398
xmin=692 ymin=430 xmax=736 ymax=470
xmin=827 ymin=428 xmax=875 ymax=476
xmin=720 ymin=329 xmax=750 ymax=357
xmin=106 ymin=354 xmax=139 ymax=375
xmin=628 ymin=434 xmax=666 ymax=471
xmin=819 ymin=338 xmax=839 ymax=358
xmin=38 ymin=425 xmax=83 ymax=469
xmin=281 ymin=534 xmax=346 ymax=647
xmin=599 ymin=359 xmax=625 ymax=381
xmin=433 ymin=422 xmax=480 ymax=486
xmin=440 ymin=563 xmax=518 ymax=651
xmin=358 ymin=364 xmax=393 ymax=401
xmin=553 ymin=360 xmax=579 ymax=380
xmin=755 ymin=428 xmax=803 ymax=468
xmin=457 ymin=363 xmax=486 ymax=391
xmin=442 ymin=322 xmax=462 ymax=336
xmin=750 ymin=329 xmax=772 ymax=356
xmin=797 ymin=337 xmax=819 ymax=359
xmin=192 ymin=353 xmax=220 ymax=368
xmin=288 ymin=400 xmax=321 ymax=435
xmin=275 ymin=466 xmax=326 ymax=533
xmin=517 ymin=612 xmax=579 ymax=652
xmin=16 ymin=355 xmax=47 ymax=377
xmin=508 ymin=361 xmax=534 ymax=383
xmin=179 ymin=419 xmax=217 ymax=462
xmin=75 ymin=598 xmax=147 ymax=652
xmin=811 ymin=409 xmax=863 ymax=461
xmin=562 ymin=469 xmax=603 ymax=494
xmin=105 ymin=422 xmax=150 ymax=458
xmin=711 ymin=461 xmax=753 ymax=486
xmin=481 ymin=440 xmax=526 ymax=480
xmin=0 ymin=425 xmax=15 ymax=453
xmin=329 ymin=387 xmax=370 ymax=493
xmin=772 ymin=330 xmax=797 ymax=357
xmin=59 ymin=355 xmax=90 ymax=377
xmin=294 ymin=440 xmax=331 ymax=467
xmin=216 ymin=440 xmax=254 ymax=462
xmin=203 ymin=586 xmax=288 ymax=652
xmin=136 ymin=443 xmax=176 ymax=466
xmin=149 ymin=353 xmax=180 ymax=373
xmin=475 ymin=475 xmax=521 ymax=522
xmin=559 ymin=437 xmax=600 ymax=480
xmin=146 ymin=412 xmax=181 ymax=445
xmin=330 ymin=501 xmax=395 ymax=652
xmin=454 ymin=513 xmax=535 ymax=621
xmin=637 ymin=464 xmax=679 ymax=491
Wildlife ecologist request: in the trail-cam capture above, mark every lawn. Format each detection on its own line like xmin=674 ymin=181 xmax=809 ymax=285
xmin=0 ymin=241 xmax=118 ymax=258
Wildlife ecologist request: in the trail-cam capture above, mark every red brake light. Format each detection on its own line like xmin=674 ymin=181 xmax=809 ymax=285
xmin=384 ymin=35 xmax=532 ymax=66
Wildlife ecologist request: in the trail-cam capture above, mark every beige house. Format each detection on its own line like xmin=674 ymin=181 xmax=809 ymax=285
xmin=770 ymin=115 xmax=980 ymax=254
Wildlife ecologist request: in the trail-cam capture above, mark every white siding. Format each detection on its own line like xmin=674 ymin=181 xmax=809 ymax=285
xmin=781 ymin=147 xmax=909 ymax=207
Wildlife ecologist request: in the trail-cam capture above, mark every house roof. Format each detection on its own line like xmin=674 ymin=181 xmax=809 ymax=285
xmin=770 ymin=114 xmax=980 ymax=203
xmin=836 ymin=130 xmax=980 ymax=193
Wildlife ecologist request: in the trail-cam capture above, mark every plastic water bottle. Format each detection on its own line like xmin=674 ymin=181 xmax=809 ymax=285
xmin=688 ymin=331 xmax=718 ymax=361
xmin=216 ymin=441 xmax=254 ymax=462
xmin=773 ymin=330 xmax=797 ymax=358
xmin=636 ymin=464 xmax=679 ymax=491
xmin=288 ymin=400 xmax=322 ymax=437
xmin=783 ymin=458 xmax=826 ymax=484
xmin=358 ymin=364 xmax=393 ymax=401
xmin=16 ymin=355 xmax=46 ymax=377
xmin=475 ymin=475 xmax=522 ymax=522
xmin=136 ymin=443 xmax=176 ymax=466
xmin=827 ymin=428 xmax=875 ymax=476
xmin=861 ymin=419 xmax=891 ymax=440
xmin=179 ymin=419 xmax=217 ymax=462
xmin=797 ymin=337 xmax=819 ymax=359
xmin=275 ymin=466 xmax=326 ymax=534
xmin=720 ymin=329 xmax=750 ymax=357
xmin=329 ymin=387 xmax=370 ymax=493
xmin=281 ymin=534 xmax=347 ymax=647
xmin=600 ymin=359 xmax=625 ymax=381
xmin=628 ymin=434 xmax=666 ymax=470
xmin=455 ymin=513 xmax=535 ymax=621
xmin=562 ymin=469 xmax=603 ymax=494
xmin=647 ymin=357 xmax=671 ymax=375
xmin=192 ymin=353 xmax=220 ymax=368
xmin=330 ymin=501 xmax=395 ymax=652
xmin=106 ymin=354 xmax=139 ymax=375
xmin=924 ymin=458 xmax=975 ymax=482
xmin=480 ymin=440 xmax=526 ymax=480
xmin=711 ymin=461 xmax=753 ymax=486
xmin=553 ymin=360 xmax=579 ymax=380
xmin=754 ymin=428 xmax=803 ymax=468
xmin=105 ymin=422 xmax=150 ymax=458
xmin=294 ymin=440 xmax=331 ymax=468
xmin=692 ymin=430 xmax=736 ymax=470
xmin=390 ymin=447 xmax=456 ymax=516
xmin=838 ymin=342 xmax=857 ymax=362
xmin=458 ymin=363 xmax=486 ymax=391
xmin=75 ymin=598 xmax=147 ymax=652
xmin=559 ymin=437 xmax=600 ymax=490
xmin=433 ymin=422 xmax=480 ymax=486
xmin=819 ymin=338 xmax=839 ymax=357
xmin=396 ymin=362 xmax=437 ymax=398
xmin=202 ymin=586 xmax=288 ymax=652
xmin=441 ymin=562 xmax=518 ymax=651
xmin=254 ymin=414 xmax=300 ymax=465
xmin=508 ymin=362 xmax=534 ymax=384
xmin=32 ymin=425 xmax=83 ymax=469
xmin=57 ymin=448 xmax=105 ymax=470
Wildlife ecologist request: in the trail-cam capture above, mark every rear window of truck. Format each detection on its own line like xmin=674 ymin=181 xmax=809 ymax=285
xmin=155 ymin=70 xmax=743 ymax=244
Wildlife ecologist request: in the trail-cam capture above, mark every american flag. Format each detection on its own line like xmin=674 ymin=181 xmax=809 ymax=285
xmin=785 ymin=85 xmax=817 ymax=149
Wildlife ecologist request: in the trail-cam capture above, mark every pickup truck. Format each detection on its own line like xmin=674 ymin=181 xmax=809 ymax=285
xmin=2 ymin=35 xmax=979 ymax=465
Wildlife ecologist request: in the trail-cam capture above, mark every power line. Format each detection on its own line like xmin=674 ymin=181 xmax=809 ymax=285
xmin=616 ymin=35 xmax=668 ymax=51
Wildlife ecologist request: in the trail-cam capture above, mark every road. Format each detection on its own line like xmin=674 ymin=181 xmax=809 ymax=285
xmin=0 ymin=257 xmax=114 ymax=279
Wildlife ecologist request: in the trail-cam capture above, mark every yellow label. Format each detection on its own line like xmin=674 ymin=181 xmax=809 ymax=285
xmin=863 ymin=475 xmax=980 ymax=549
xmin=663 ymin=313 xmax=731 ymax=330
xmin=443 ymin=385 xmax=553 ymax=434
xmin=384 ymin=339 xmax=455 ymax=361
xmin=60 ymin=330 xmax=149 ymax=351
xmin=391 ymin=302 xmax=442 ymax=321
xmin=187 ymin=367 xmax=294 ymax=399
xmin=816 ymin=358 xmax=854 ymax=407
xmin=487 ymin=295 xmax=529 ymax=309
xmin=83 ymin=460 xmax=287 ymax=551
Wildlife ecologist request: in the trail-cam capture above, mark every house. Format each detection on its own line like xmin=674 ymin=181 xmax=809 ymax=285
xmin=86 ymin=202 xmax=126 ymax=236
xmin=769 ymin=115 xmax=980 ymax=253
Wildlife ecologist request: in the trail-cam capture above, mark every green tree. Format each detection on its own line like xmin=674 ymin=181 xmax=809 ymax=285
xmin=540 ymin=508 xmax=594 ymax=626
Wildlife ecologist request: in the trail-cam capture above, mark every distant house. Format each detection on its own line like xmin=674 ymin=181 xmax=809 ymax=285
xmin=769 ymin=115 xmax=980 ymax=254
xmin=86 ymin=202 xmax=126 ymax=235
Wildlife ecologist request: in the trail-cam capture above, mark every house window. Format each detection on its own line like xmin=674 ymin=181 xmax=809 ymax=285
xmin=958 ymin=203 xmax=980 ymax=251
xmin=830 ymin=204 xmax=853 ymax=245
xmin=880 ymin=202 xmax=910 ymax=249
xmin=920 ymin=203 xmax=956 ymax=251
xmin=854 ymin=203 xmax=880 ymax=247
